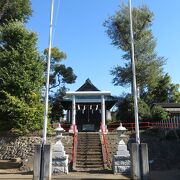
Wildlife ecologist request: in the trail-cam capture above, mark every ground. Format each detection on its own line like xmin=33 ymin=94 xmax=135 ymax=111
xmin=0 ymin=128 xmax=180 ymax=179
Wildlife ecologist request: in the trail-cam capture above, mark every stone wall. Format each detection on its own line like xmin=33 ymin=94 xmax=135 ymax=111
xmin=0 ymin=136 xmax=42 ymax=160
xmin=0 ymin=133 xmax=73 ymax=171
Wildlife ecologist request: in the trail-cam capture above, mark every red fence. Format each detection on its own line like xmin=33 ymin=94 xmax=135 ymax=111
xmin=50 ymin=119 xmax=180 ymax=132
xmin=107 ymin=120 xmax=180 ymax=132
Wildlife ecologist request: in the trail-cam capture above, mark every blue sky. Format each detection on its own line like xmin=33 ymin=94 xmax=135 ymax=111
xmin=27 ymin=0 xmax=180 ymax=96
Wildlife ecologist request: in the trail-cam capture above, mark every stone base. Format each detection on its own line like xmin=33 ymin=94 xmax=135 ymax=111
xmin=113 ymin=155 xmax=131 ymax=174
xmin=113 ymin=165 xmax=131 ymax=174
xmin=52 ymin=143 xmax=69 ymax=174
xmin=52 ymin=155 xmax=68 ymax=174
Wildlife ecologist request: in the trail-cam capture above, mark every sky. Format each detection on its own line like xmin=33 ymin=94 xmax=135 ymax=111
xmin=27 ymin=0 xmax=180 ymax=96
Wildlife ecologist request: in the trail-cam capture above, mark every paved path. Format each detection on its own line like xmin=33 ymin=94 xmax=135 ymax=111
xmin=0 ymin=172 xmax=129 ymax=180
xmin=1 ymin=170 xmax=180 ymax=180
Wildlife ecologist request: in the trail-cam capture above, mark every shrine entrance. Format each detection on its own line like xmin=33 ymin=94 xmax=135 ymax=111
xmin=61 ymin=79 xmax=117 ymax=133
xmin=76 ymin=104 xmax=101 ymax=131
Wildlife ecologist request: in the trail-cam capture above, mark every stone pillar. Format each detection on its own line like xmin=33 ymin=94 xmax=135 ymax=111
xmin=33 ymin=144 xmax=52 ymax=180
xmin=131 ymin=143 xmax=149 ymax=180
xmin=33 ymin=144 xmax=41 ymax=180
xmin=131 ymin=143 xmax=141 ymax=180
xmin=101 ymin=95 xmax=106 ymax=132
xmin=140 ymin=143 xmax=149 ymax=180
xmin=72 ymin=95 xmax=76 ymax=125
xmin=44 ymin=145 xmax=52 ymax=180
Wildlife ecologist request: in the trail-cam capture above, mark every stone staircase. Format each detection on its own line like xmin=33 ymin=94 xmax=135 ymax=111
xmin=75 ymin=132 xmax=104 ymax=171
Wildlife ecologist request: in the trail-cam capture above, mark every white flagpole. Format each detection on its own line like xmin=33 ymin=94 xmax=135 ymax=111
xmin=129 ymin=0 xmax=140 ymax=144
xmin=42 ymin=0 xmax=54 ymax=144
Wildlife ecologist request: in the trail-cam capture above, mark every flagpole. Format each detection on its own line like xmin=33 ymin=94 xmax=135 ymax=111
xmin=128 ymin=0 xmax=140 ymax=144
xmin=42 ymin=0 xmax=54 ymax=144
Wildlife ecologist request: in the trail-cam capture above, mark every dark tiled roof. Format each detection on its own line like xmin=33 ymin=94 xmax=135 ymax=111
xmin=76 ymin=79 xmax=100 ymax=91
xmin=153 ymin=103 xmax=180 ymax=108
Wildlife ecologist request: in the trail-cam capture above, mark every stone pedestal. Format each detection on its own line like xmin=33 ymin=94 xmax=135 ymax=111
xmin=113 ymin=140 xmax=131 ymax=174
xmin=52 ymin=124 xmax=68 ymax=174
xmin=52 ymin=142 xmax=68 ymax=174
xmin=33 ymin=144 xmax=52 ymax=180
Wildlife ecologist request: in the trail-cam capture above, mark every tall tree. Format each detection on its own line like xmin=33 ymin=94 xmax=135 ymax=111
xmin=143 ymin=73 xmax=180 ymax=104
xmin=104 ymin=5 xmax=165 ymax=97
xmin=44 ymin=47 xmax=77 ymax=93
xmin=44 ymin=47 xmax=77 ymax=120
xmin=0 ymin=21 xmax=44 ymax=134
xmin=0 ymin=0 xmax=32 ymax=24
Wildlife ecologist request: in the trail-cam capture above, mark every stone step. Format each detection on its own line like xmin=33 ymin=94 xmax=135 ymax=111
xmin=76 ymin=158 xmax=103 ymax=162
xmin=77 ymin=148 xmax=101 ymax=151
xmin=76 ymin=162 xmax=103 ymax=166
xmin=77 ymin=153 xmax=102 ymax=156
xmin=76 ymin=165 xmax=104 ymax=169
xmin=75 ymin=167 xmax=104 ymax=172
xmin=0 ymin=160 xmax=21 ymax=169
xmin=76 ymin=132 xmax=104 ymax=171
xmin=77 ymin=151 xmax=102 ymax=155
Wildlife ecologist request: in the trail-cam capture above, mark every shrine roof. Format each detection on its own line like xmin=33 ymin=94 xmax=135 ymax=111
xmin=61 ymin=79 xmax=118 ymax=110
xmin=76 ymin=78 xmax=100 ymax=91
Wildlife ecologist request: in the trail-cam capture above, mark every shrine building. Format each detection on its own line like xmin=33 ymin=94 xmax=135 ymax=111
xmin=61 ymin=79 xmax=117 ymax=133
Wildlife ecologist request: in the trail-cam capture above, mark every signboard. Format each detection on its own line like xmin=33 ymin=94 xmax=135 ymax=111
xmin=82 ymin=124 xmax=95 ymax=131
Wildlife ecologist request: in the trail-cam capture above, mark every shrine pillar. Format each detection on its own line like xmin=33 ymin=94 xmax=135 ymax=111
xmin=69 ymin=95 xmax=77 ymax=133
xmin=101 ymin=95 xmax=107 ymax=133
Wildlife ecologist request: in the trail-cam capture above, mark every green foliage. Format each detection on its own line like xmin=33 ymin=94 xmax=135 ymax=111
xmin=151 ymin=105 xmax=168 ymax=121
xmin=44 ymin=47 xmax=77 ymax=120
xmin=116 ymin=95 xmax=151 ymax=122
xmin=44 ymin=47 xmax=77 ymax=92
xmin=104 ymin=5 xmax=165 ymax=96
xmin=0 ymin=0 xmax=32 ymax=24
xmin=0 ymin=21 xmax=45 ymax=135
xmin=143 ymin=73 xmax=180 ymax=104
xmin=0 ymin=91 xmax=44 ymax=135
xmin=50 ymin=87 xmax=67 ymax=121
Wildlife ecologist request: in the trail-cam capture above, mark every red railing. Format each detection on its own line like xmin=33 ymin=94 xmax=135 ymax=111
xmin=71 ymin=125 xmax=77 ymax=164
xmin=107 ymin=122 xmax=152 ymax=131
xmin=101 ymin=125 xmax=109 ymax=164
xmin=107 ymin=121 xmax=180 ymax=131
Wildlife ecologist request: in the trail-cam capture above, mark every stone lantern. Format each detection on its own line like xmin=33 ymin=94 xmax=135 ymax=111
xmin=52 ymin=123 xmax=69 ymax=174
xmin=54 ymin=123 xmax=65 ymax=144
xmin=117 ymin=123 xmax=127 ymax=141
xmin=113 ymin=123 xmax=131 ymax=174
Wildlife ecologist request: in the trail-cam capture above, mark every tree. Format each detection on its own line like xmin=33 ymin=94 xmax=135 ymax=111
xmin=143 ymin=73 xmax=180 ymax=104
xmin=104 ymin=5 xmax=165 ymax=97
xmin=151 ymin=105 xmax=168 ymax=121
xmin=0 ymin=0 xmax=32 ymax=24
xmin=0 ymin=21 xmax=44 ymax=134
xmin=116 ymin=95 xmax=151 ymax=122
xmin=44 ymin=47 xmax=77 ymax=93
xmin=44 ymin=47 xmax=77 ymax=120
xmin=49 ymin=86 xmax=67 ymax=121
